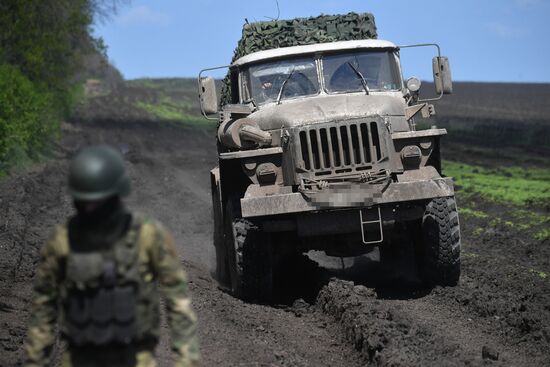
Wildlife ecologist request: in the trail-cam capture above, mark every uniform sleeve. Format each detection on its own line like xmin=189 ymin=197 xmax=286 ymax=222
xmin=151 ymin=223 xmax=200 ymax=367
xmin=24 ymin=227 xmax=65 ymax=367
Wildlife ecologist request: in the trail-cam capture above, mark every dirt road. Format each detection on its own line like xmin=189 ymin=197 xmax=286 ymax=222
xmin=1 ymin=120 xmax=549 ymax=366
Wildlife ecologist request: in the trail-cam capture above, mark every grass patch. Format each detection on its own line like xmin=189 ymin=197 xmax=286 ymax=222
xmin=128 ymin=78 xmax=197 ymax=91
xmin=529 ymin=269 xmax=548 ymax=280
xmin=534 ymin=228 xmax=550 ymax=241
xmin=128 ymin=78 xmax=164 ymax=89
xmin=444 ymin=160 xmax=550 ymax=206
xmin=463 ymin=251 xmax=480 ymax=258
xmin=137 ymin=101 xmax=182 ymax=120
xmin=460 ymin=207 xmax=488 ymax=219
xmin=472 ymin=227 xmax=484 ymax=237
xmin=136 ymin=100 xmax=207 ymax=126
xmin=128 ymin=80 xmax=208 ymax=127
xmin=513 ymin=209 xmax=550 ymax=227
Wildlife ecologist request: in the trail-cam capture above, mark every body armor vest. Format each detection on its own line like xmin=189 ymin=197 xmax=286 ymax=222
xmin=61 ymin=215 xmax=160 ymax=346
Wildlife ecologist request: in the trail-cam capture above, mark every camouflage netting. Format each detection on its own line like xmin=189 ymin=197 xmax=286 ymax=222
xmin=220 ymin=12 xmax=378 ymax=106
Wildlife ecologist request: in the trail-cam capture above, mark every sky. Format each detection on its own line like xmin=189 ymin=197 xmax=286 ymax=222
xmin=94 ymin=0 xmax=550 ymax=83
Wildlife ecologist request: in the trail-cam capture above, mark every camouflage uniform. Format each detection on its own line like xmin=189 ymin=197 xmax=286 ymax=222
xmin=24 ymin=213 xmax=199 ymax=367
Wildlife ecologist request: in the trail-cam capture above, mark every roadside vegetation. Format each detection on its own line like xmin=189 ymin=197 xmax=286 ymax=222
xmin=0 ymin=0 xmax=125 ymax=176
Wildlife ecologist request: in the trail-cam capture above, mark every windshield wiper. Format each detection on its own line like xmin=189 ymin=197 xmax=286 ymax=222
xmin=276 ymin=68 xmax=295 ymax=104
xmin=347 ymin=62 xmax=370 ymax=95
xmin=243 ymin=97 xmax=257 ymax=109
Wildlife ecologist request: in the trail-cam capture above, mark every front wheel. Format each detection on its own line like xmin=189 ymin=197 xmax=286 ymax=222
xmin=416 ymin=196 xmax=461 ymax=286
xmin=224 ymin=198 xmax=273 ymax=302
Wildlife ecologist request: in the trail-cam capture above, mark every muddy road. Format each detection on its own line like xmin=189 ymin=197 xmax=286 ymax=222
xmin=1 ymin=120 xmax=549 ymax=366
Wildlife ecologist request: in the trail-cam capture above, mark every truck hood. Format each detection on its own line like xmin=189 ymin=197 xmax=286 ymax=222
xmin=249 ymin=94 xmax=406 ymax=130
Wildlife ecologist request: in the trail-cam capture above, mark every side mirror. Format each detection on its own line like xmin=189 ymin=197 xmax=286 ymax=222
xmin=199 ymin=76 xmax=218 ymax=115
xmin=432 ymin=56 xmax=453 ymax=95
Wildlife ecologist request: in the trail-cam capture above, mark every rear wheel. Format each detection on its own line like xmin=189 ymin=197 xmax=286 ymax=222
xmin=417 ymin=196 xmax=461 ymax=286
xmin=224 ymin=198 xmax=273 ymax=301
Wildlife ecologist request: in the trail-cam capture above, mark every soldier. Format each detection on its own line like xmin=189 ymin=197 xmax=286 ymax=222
xmin=259 ymin=75 xmax=277 ymax=103
xmin=24 ymin=145 xmax=199 ymax=367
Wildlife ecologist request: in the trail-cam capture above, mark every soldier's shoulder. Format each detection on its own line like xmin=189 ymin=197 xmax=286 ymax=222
xmin=132 ymin=213 xmax=170 ymax=248
xmin=132 ymin=212 xmax=167 ymax=232
xmin=42 ymin=222 xmax=70 ymax=256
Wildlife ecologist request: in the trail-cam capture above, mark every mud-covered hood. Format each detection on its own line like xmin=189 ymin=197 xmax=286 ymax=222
xmin=249 ymin=94 xmax=406 ymax=130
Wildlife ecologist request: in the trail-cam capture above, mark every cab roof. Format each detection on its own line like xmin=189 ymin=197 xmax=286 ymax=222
xmin=232 ymin=39 xmax=398 ymax=68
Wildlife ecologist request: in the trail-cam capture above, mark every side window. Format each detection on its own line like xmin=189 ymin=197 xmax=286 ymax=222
xmin=240 ymin=71 xmax=251 ymax=102
xmin=230 ymin=70 xmax=239 ymax=104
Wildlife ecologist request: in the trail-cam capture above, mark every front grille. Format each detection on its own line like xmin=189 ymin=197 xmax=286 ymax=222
xmin=296 ymin=120 xmax=384 ymax=176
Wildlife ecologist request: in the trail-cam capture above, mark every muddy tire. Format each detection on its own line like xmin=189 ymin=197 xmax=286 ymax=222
xmin=224 ymin=198 xmax=273 ymax=302
xmin=417 ymin=196 xmax=461 ymax=286
xmin=211 ymin=175 xmax=229 ymax=286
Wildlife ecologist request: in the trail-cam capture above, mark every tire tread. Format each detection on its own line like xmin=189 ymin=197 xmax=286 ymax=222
xmin=419 ymin=196 xmax=461 ymax=286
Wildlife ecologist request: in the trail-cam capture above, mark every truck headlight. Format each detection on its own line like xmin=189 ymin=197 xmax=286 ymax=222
xmin=401 ymin=145 xmax=422 ymax=169
xmin=256 ymin=162 xmax=277 ymax=184
xmin=406 ymin=77 xmax=421 ymax=93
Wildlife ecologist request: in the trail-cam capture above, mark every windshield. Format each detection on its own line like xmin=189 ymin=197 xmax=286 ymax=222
xmin=245 ymin=57 xmax=319 ymax=105
xmin=323 ymin=51 xmax=401 ymax=93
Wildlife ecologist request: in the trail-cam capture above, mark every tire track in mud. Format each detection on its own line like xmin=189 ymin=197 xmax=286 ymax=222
xmin=313 ymin=233 xmax=550 ymax=366
xmin=316 ymin=279 xmax=530 ymax=366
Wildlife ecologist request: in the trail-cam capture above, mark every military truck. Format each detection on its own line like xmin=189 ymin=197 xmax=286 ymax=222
xmin=199 ymin=14 xmax=460 ymax=301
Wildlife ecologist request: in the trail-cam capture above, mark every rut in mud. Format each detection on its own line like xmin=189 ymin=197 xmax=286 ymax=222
xmin=1 ymin=120 xmax=549 ymax=366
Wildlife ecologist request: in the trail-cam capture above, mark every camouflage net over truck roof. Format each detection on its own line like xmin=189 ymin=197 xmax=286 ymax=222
xmin=220 ymin=12 xmax=378 ymax=106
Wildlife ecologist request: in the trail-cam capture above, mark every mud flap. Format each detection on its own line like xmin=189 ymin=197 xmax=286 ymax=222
xmin=360 ymin=207 xmax=383 ymax=244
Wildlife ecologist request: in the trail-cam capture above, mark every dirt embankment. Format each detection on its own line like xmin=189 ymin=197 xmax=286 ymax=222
xmin=1 ymin=120 xmax=549 ymax=366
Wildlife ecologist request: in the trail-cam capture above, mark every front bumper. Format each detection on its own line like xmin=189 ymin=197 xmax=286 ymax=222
xmin=240 ymin=177 xmax=454 ymax=218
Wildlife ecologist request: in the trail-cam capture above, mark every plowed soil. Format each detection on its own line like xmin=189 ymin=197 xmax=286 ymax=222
xmin=1 ymin=120 xmax=549 ymax=366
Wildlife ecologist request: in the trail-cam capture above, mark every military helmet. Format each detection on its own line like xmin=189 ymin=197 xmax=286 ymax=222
xmin=68 ymin=145 xmax=130 ymax=201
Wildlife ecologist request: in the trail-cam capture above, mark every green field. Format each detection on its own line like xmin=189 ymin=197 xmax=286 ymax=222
xmin=444 ymin=160 xmax=550 ymax=241
xmin=444 ymin=160 xmax=550 ymax=206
